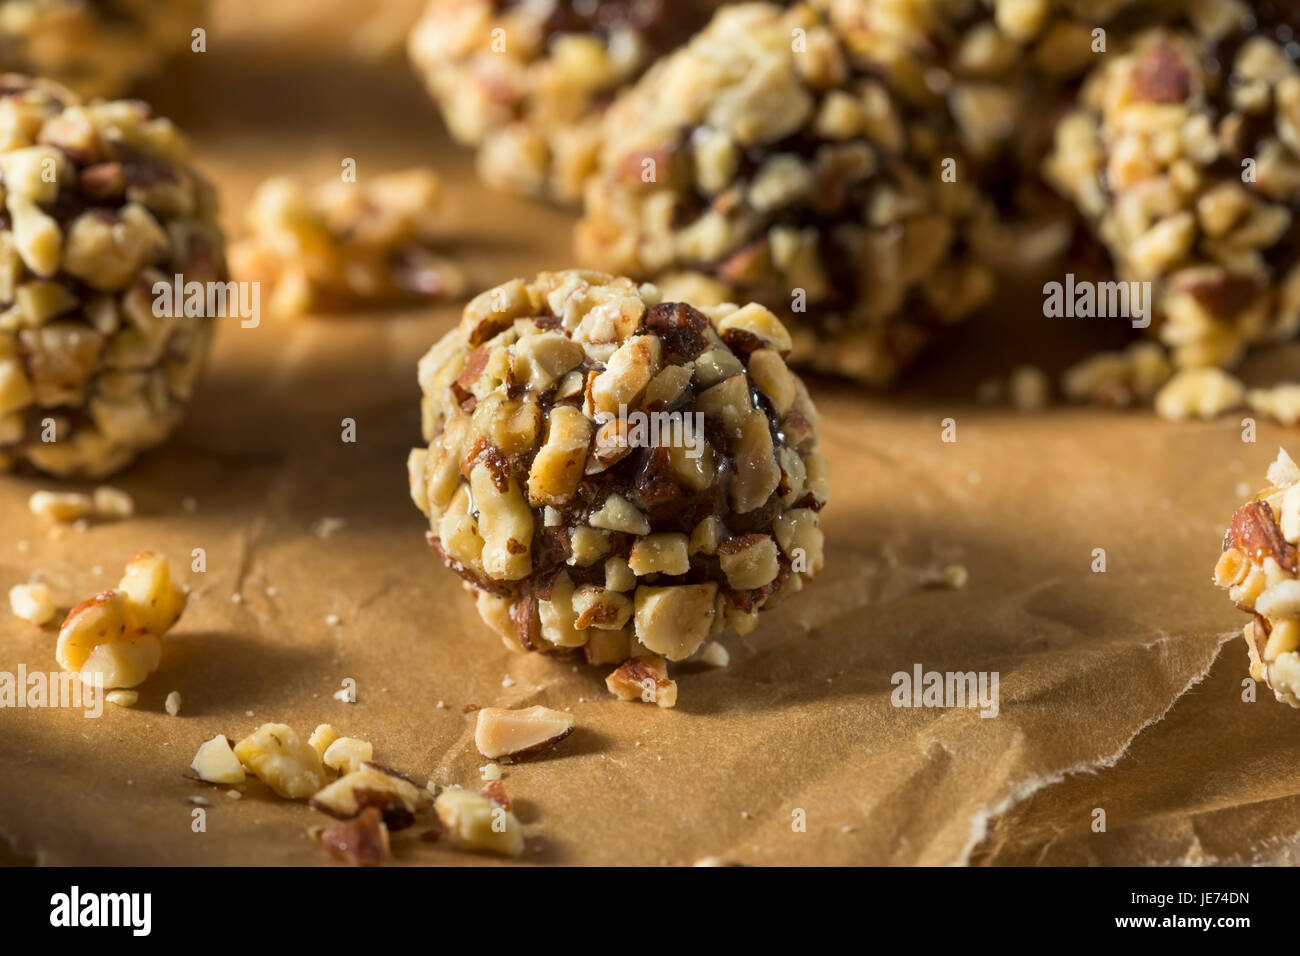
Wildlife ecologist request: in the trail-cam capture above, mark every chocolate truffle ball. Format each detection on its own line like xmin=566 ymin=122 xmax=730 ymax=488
xmin=1047 ymin=7 xmax=1300 ymax=369
xmin=408 ymin=270 xmax=828 ymax=705
xmin=0 ymin=76 xmax=225 ymax=477
xmin=408 ymin=0 xmax=728 ymax=203
xmin=575 ymin=3 xmax=995 ymax=386
xmin=1216 ymin=448 xmax=1300 ymax=707
xmin=0 ymin=0 xmax=202 ymax=98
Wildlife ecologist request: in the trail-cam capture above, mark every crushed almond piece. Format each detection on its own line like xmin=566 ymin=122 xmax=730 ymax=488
xmin=190 ymin=735 xmax=246 ymax=785
xmin=473 ymin=705 xmax=576 ymax=759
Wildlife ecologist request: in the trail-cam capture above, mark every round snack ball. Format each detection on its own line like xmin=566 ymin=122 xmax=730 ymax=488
xmin=0 ymin=76 xmax=226 ymax=478
xmin=408 ymin=0 xmax=728 ymax=204
xmin=0 ymin=0 xmax=202 ymax=99
xmin=575 ymin=2 xmax=995 ymax=387
xmin=408 ymin=270 xmax=828 ymax=687
xmin=1046 ymin=8 xmax=1300 ymax=370
xmin=1215 ymin=448 xmax=1300 ymax=707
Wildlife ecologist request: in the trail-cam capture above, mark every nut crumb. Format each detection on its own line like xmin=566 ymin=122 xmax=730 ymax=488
xmin=106 ymin=689 xmax=138 ymax=707
xmin=8 ymin=582 xmax=55 ymax=626
xmin=164 ymin=691 xmax=181 ymax=716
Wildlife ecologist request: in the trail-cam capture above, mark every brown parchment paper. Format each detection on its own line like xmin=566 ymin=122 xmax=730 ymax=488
xmin=1 ymin=0 xmax=1298 ymax=867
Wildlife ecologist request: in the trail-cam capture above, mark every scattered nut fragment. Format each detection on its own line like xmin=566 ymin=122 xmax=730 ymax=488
xmin=190 ymin=735 xmax=247 ymax=785
xmin=55 ymin=552 xmax=186 ymax=689
xmin=91 ymin=486 xmax=134 ymax=518
xmin=474 ymin=705 xmax=576 ymax=759
xmin=479 ymin=763 xmax=503 ymax=782
xmin=938 ymin=565 xmax=969 ymax=590
xmin=106 ymin=689 xmax=138 ymax=708
xmin=1155 ymin=368 xmax=1247 ymax=421
xmin=1062 ymin=343 xmax=1172 ymax=407
xmin=8 ymin=582 xmax=55 ymax=626
xmin=233 ymin=723 xmax=327 ymax=799
xmin=322 ymin=737 xmax=374 ymax=776
xmin=1009 ymin=366 xmax=1050 ymax=412
xmin=1248 ymin=385 xmax=1300 ymax=428
xmin=229 ymin=168 xmax=466 ymax=317
xmin=698 ymin=642 xmax=730 ymax=668
xmin=309 ymin=762 xmax=431 ymax=830
xmin=164 ymin=690 xmax=182 ymax=716
xmin=307 ymin=724 xmax=340 ymax=760
xmin=606 ymin=655 xmax=678 ymax=708
xmin=433 ymin=786 xmax=525 ymax=857
xmin=28 ymin=491 xmax=94 ymax=523
xmin=317 ymin=807 xmax=390 ymax=867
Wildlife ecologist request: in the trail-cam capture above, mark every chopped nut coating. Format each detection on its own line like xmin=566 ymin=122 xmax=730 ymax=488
xmin=411 ymin=270 xmax=827 ymax=705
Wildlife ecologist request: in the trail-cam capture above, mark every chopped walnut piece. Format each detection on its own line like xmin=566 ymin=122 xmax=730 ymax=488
xmin=606 ymin=655 xmax=678 ymax=708
xmin=322 ymin=737 xmax=374 ymax=776
xmin=233 ymin=724 xmax=327 ymax=800
xmin=317 ymin=807 xmax=390 ymax=867
xmin=230 ymin=168 xmax=465 ymax=317
xmin=1155 ymin=368 xmax=1246 ymax=421
xmin=473 ymin=705 xmax=576 ymax=759
xmin=308 ymin=724 xmax=340 ymax=760
xmin=309 ymin=762 xmax=431 ymax=830
xmin=55 ymin=552 xmax=186 ymax=689
xmin=433 ymin=786 xmax=525 ymax=857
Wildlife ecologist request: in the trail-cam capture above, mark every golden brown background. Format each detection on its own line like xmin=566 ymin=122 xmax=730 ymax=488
xmin=2 ymin=0 xmax=1299 ymax=866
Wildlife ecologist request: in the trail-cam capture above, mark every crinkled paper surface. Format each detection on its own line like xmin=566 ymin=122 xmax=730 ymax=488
xmin=0 ymin=0 xmax=1296 ymax=867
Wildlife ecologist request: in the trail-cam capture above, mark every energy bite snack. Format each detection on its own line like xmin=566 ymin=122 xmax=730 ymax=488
xmin=408 ymin=270 xmax=828 ymax=705
xmin=229 ymin=168 xmax=466 ymax=319
xmin=1216 ymin=449 xmax=1300 ymax=707
xmin=0 ymin=75 xmax=225 ymax=478
xmin=0 ymin=0 xmax=202 ymax=98
xmin=408 ymin=0 xmax=727 ymax=203
xmin=575 ymin=3 xmax=994 ymax=386
xmin=1047 ymin=7 xmax=1300 ymax=371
